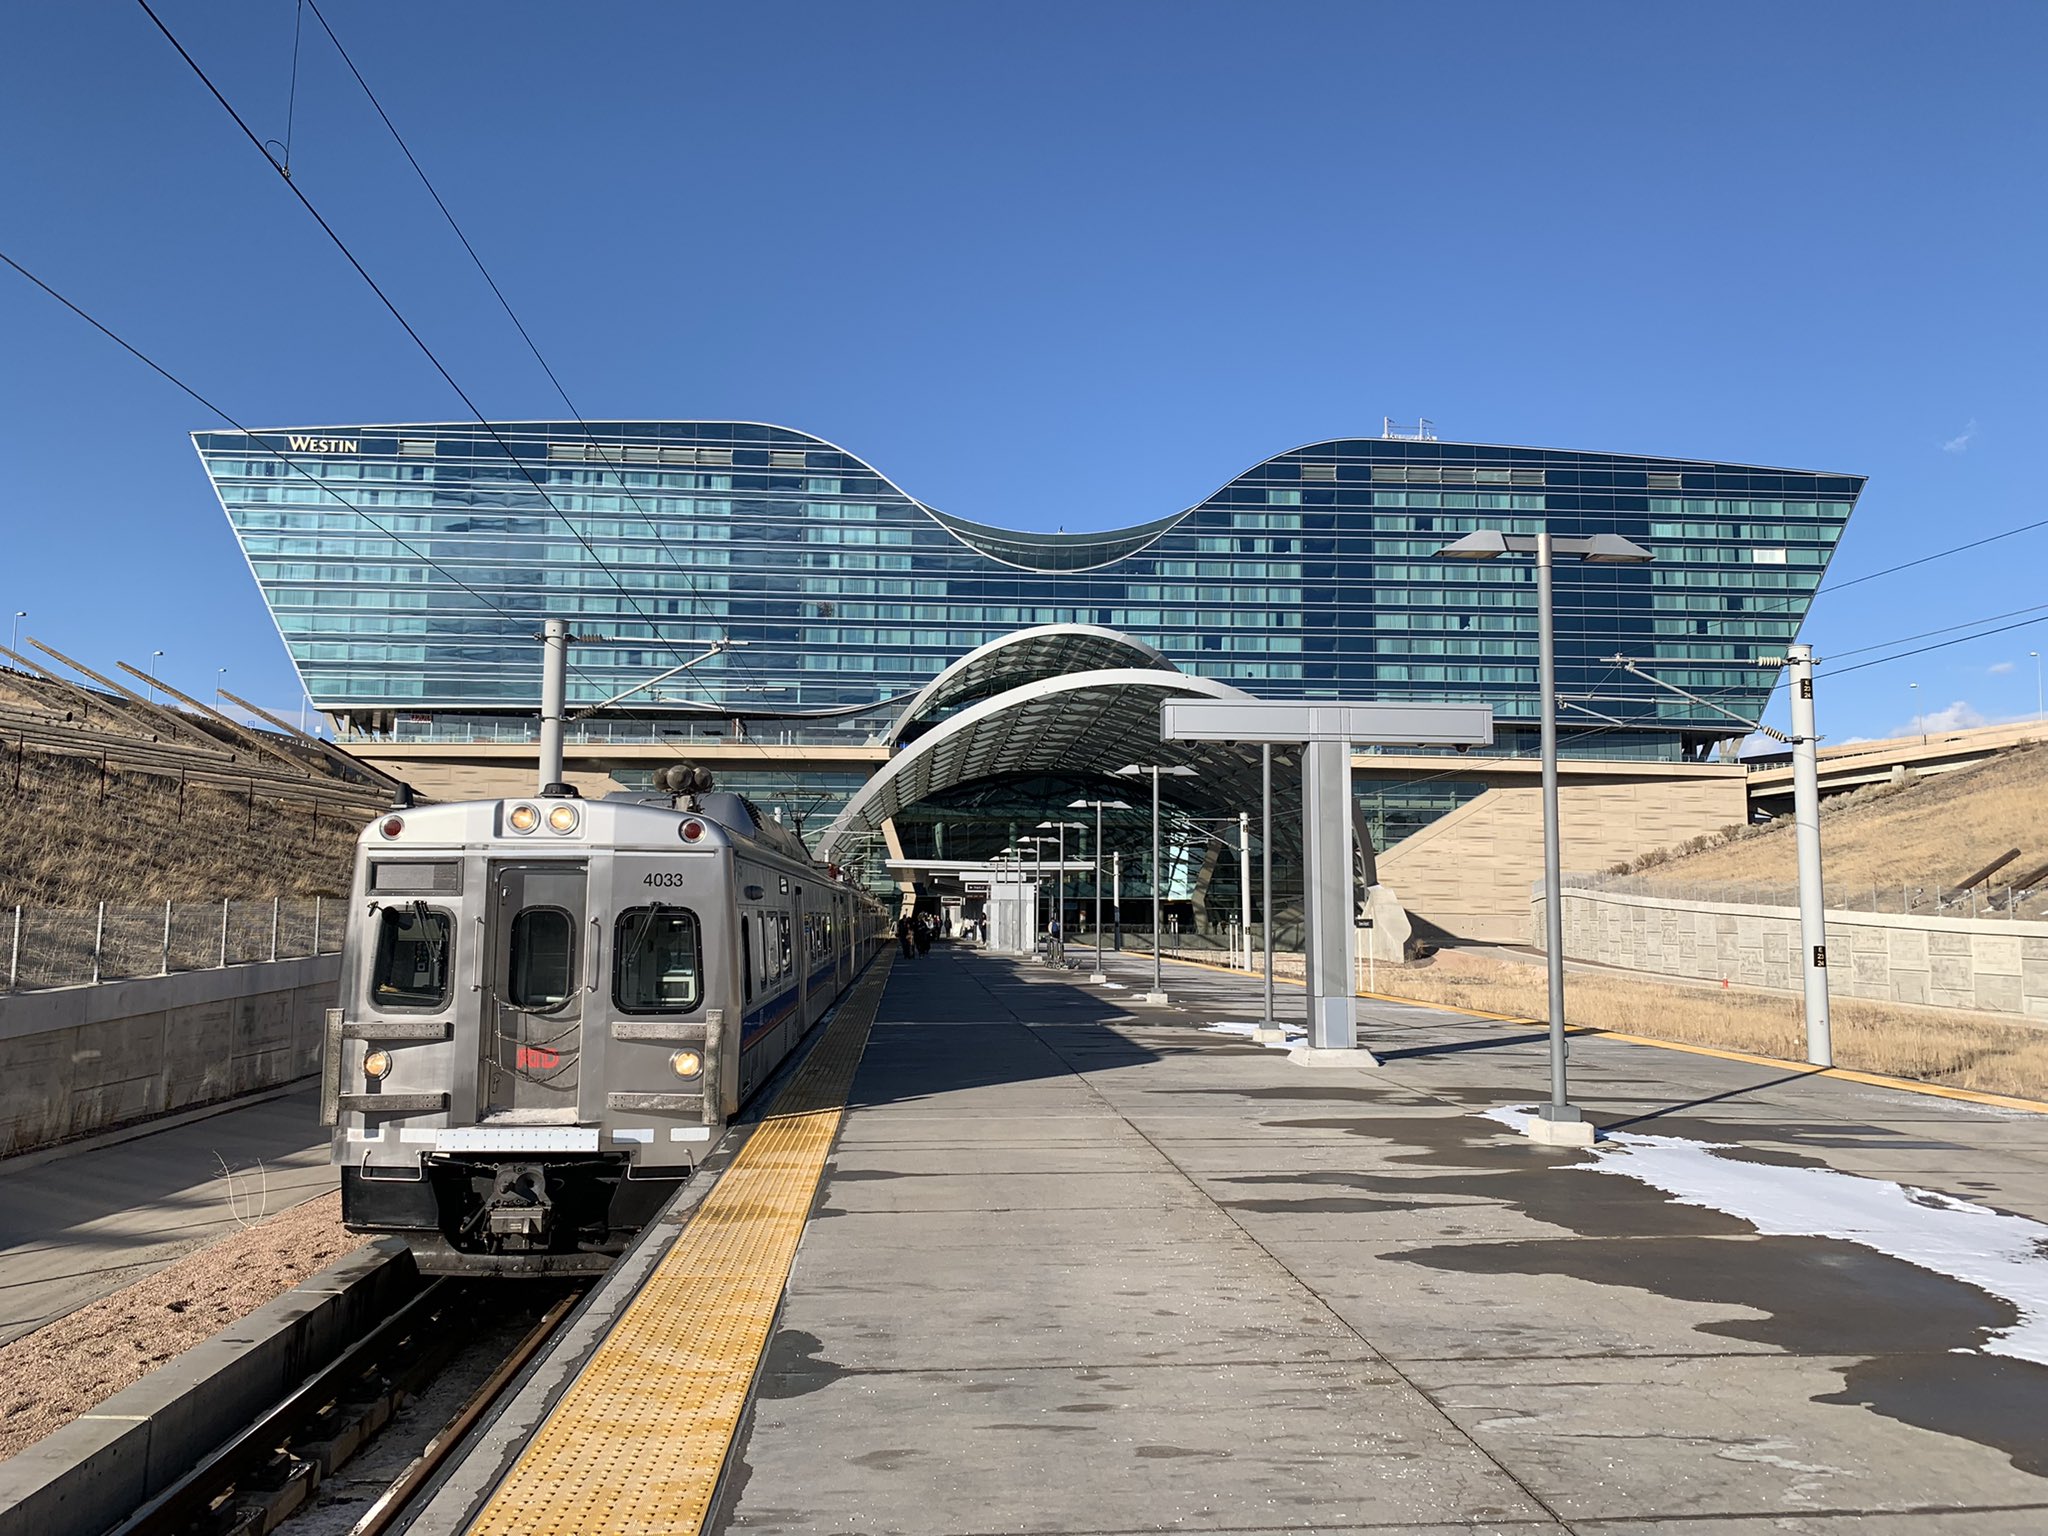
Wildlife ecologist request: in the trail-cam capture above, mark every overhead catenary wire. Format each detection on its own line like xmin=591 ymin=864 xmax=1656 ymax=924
xmin=132 ymin=0 xmax=736 ymax=689
xmin=296 ymin=0 xmax=768 ymax=702
xmin=0 ymin=247 xmax=638 ymax=718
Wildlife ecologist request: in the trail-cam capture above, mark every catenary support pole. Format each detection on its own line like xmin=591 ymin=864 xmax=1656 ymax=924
xmin=1258 ymin=744 xmax=1279 ymax=1040
xmin=1238 ymin=811 xmax=1252 ymax=971
xmin=538 ymin=617 xmax=568 ymax=793
xmin=1788 ymin=642 xmax=1833 ymax=1066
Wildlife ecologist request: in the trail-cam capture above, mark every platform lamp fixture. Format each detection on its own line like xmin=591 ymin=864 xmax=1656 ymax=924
xmin=1069 ymin=798 xmax=1131 ymax=982
xmin=9 ymin=612 xmax=24 ymax=651
xmin=1114 ymin=763 xmax=1198 ymax=1005
xmin=1437 ymin=527 xmax=1653 ymax=1147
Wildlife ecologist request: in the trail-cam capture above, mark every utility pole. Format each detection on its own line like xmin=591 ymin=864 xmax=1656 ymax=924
xmin=1788 ymin=643 xmax=1832 ymax=1066
xmin=538 ymin=617 xmax=568 ymax=792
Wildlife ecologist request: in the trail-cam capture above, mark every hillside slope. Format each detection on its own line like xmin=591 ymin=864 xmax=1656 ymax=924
xmin=1610 ymin=740 xmax=2048 ymax=896
xmin=0 ymin=746 xmax=365 ymax=907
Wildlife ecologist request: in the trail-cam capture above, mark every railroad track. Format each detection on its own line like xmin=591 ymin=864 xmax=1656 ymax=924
xmin=110 ymin=1278 xmax=584 ymax=1536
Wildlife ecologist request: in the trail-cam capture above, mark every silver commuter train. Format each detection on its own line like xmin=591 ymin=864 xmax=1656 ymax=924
xmin=320 ymin=782 xmax=887 ymax=1273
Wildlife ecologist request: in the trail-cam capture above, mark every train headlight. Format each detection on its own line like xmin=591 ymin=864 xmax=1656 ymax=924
xmin=362 ymin=1049 xmax=393 ymax=1082
xmin=669 ymin=1050 xmax=703 ymax=1080
xmin=507 ymin=803 xmax=541 ymax=833
xmin=547 ymin=803 xmax=580 ymax=834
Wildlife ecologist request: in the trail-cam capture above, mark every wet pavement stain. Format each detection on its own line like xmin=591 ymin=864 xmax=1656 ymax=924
xmin=1306 ymin=1106 xmax=2048 ymax=1479
xmin=756 ymin=1328 xmax=848 ymax=1400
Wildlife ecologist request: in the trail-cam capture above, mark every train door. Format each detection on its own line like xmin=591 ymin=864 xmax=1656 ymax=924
xmin=480 ymin=861 xmax=588 ymax=1122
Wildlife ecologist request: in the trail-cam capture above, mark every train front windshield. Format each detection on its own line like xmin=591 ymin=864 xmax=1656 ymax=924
xmin=614 ymin=907 xmax=703 ymax=1012
xmin=370 ymin=906 xmax=452 ymax=1009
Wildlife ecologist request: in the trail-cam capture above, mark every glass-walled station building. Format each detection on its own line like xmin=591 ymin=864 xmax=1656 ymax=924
xmin=194 ymin=421 xmax=1862 ymax=866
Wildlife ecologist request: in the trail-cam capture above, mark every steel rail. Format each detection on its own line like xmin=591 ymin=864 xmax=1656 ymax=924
xmin=343 ymin=1286 xmax=586 ymax=1536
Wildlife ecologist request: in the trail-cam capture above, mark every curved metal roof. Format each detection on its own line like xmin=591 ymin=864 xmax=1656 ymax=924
xmin=819 ymin=667 xmax=1278 ymax=858
xmin=887 ymin=624 xmax=1175 ymax=745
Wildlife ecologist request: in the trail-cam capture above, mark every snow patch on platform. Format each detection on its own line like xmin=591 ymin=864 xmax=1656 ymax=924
xmin=1484 ymin=1106 xmax=2048 ymax=1366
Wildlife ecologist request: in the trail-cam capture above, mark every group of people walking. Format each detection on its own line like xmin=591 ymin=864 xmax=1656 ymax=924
xmin=896 ymin=913 xmax=935 ymax=958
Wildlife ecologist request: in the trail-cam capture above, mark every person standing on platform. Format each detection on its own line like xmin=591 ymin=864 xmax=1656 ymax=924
xmin=897 ymin=914 xmax=916 ymax=959
xmin=914 ymin=915 xmax=934 ymax=957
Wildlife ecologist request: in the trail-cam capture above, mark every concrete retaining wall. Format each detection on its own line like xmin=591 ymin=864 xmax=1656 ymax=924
xmin=0 ymin=1238 xmax=415 ymax=1536
xmin=1535 ymin=886 xmax=2048 ymax=1019
xmin=0 ymin=954 xmax=343 ymax=1156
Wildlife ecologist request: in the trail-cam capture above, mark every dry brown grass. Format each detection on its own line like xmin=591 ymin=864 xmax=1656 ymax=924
xmin=1378 ymin=948 xmax=2048 ymax=1103
xmin=1610 ymin=738 xmax=2048 ymax=893
xmin=0 ymin=1193 xmax=365 ymax=1459
xmin=0 ymin=746 xmax=364 ymax=908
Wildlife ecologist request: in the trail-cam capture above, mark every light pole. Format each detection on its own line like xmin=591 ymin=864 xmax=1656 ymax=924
xmin=1112 ymin=850 xmax=1122 ymax=949
xmin=147 ymin=650 xmax=164 ymax=705
xmin=1070 ymin=798 xmax=1131 ymax=983
xmin=2033 ymin=652 xmax=2042 ymax=722
xmin=1909 ymin=681 xmax=1920 ymax=735
xmin=215 ymin=667 xmax=228 ymax=709
xmin=1038 ymin=818 xmax=1086 ymax=965
xmin=1116 ymin=763 xmax=1198 ymax=1005
xmin=9 ymin=612 xmax=23 ymax=651
xmin=1016 ymin=836 xmax=1053 ymax=958
xmin=1439 ymin=527 xmax=1653 ymax=1146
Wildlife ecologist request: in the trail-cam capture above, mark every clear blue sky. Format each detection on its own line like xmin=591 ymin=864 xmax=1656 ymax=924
xmin=4 ymin=2 xmax=2043 ymax=741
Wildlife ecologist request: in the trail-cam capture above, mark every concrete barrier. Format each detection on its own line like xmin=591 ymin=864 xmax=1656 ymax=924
xmin=0 ymin=955 xmax=342 ymax=1156
xmin=1535 ymin=885 xmax=2048 ymax=1018
xmin=0 ymin=1237 xmax=415 ymax=1536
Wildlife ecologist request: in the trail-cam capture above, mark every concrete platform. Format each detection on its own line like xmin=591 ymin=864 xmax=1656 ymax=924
xmin=0 ymin=1086 xmax=335 ymax=1345
xmin=726 ymin=947 xmax=2048 ymax=1534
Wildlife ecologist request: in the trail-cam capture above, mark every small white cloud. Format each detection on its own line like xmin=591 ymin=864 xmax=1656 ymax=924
xmin=1943 ymin=419 xmax=1979 ymax=454
xmin=1990 ymin=660 xmax=2016 ymax=675
xmin=1906 ymin=700 xmax=1987 ymax=733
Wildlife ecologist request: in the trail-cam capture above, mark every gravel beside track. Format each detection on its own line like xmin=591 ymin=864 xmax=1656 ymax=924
xmin=0 ymin=1192 xmax=365 ymax=1459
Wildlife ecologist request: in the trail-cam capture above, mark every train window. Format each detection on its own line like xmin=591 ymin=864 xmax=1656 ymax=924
xmin=508 ymin=907 xmax=576 ymax=1008
xmin=613 ymin=907 xmax=703 ymax=1013
xmin=369 ymin=904 xmax=451 ymax=1010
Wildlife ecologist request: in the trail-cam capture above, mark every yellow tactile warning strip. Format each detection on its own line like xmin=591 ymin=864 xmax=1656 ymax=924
xmin=465 ymin=954 xmax=893 ymax=1536
xmin=1158 ymin=951 xmax=2048 ymax=1116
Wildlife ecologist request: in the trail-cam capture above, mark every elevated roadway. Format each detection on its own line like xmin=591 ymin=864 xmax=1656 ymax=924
xmin=1746 ymin=716 xmax=2047 ymax=814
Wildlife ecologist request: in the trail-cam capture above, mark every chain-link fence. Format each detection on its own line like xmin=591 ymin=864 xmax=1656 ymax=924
xmin=1564 ymin=871 xmax=2048 ymax=920
xmin=2 ymin=896 xmax=344 ymax=992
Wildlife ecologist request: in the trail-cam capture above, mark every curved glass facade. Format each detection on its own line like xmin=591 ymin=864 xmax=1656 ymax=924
xmin=193 ymin=421 xmax=1861 ymax=759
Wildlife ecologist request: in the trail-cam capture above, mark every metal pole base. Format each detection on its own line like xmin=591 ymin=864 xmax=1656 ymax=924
xmin=1523 ymin=1104 xmax=1597 ymax=1147
xmin=1287 ymin=1045 xmax=1385 ymax=1068
xmin=1140 ymin=991 xmax=1171 ymax=1006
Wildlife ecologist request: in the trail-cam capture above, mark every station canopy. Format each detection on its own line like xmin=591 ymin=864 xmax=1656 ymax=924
xmin=817 ymin=625 xmax=1303 ymax=863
